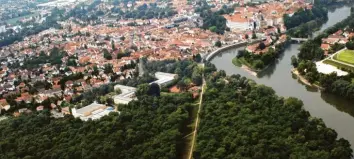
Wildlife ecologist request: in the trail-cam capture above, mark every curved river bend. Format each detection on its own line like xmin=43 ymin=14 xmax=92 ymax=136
xmin=210 ymin=4 xmax=354 ymax=150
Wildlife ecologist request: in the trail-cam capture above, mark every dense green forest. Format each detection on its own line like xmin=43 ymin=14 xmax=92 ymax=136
xmin=0 ymin=92 xmax=194 ymax=159
xmin=285 ymin=5 xmax=328 ymax=38
xmin=194 ymin=72 xmax=353 ymax=158
xmin=293 ymin=8 xmax=354 ymax=100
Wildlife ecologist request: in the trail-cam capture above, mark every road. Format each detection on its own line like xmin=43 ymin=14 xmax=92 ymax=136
xmin=187 ymin=75 xmax=206 ymax=159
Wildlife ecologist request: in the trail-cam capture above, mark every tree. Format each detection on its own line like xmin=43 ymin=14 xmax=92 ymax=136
xmin=253 ymin=60 xmax=264 ymax=69
xmin=177 ymin=80 xmax=187 ymax=91
xmin=120 ymin=36 xmax=125 ymax=41
xmin=209 ymin=26 xmax=217 ymax=32
xmin=345 ymin=41 xmax=354 ymax=50
xmin=194 ymin=53 xmax=202 ymax=63
xmin=104 ymin=64 xmax=113 ymax=74
xmin=136 ymin=84 xmax=150 ymax=97
xmin=192 ymin=72 xmax=203 ymax=86
xmin=258 ymin=42 xmax=266 ymax=50
xmin=92 ymin=65 xmax=99 ymax=76
xmin=291 ymin=55 xmax=299 ymax=67
xmin=215 ymin=40 xmax=222 ymax=47
xmin=103 ymin=49 xmax=112 ymax=60
xmin=252 ymin=31 xmax=257 ymax=39
xmin=148 ymin=83 xmax=160 ymax=96
xmin=111 ymin=40 xmax=116 ymax=51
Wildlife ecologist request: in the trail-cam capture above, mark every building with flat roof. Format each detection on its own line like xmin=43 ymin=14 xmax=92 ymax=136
xmin=113 ymin=72 xmax=177 ymax=105
xmin=151 ymin=72 xmax=178 ymax=86
xmin=72 ymin=102 xmax=114 ymax=121
xmin=113 ymin=85 xmax=137 ymax=104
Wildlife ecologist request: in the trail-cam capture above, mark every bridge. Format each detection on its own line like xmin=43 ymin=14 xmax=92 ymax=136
xmin=290 ymin=37 xmax=309 ymax=43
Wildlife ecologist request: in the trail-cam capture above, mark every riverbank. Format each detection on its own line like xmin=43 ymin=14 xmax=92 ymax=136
xmin=210 ymin=3 xmax=354 ymax=153
xmin=291 ymin=68 xmax=324 ymax=90
xmin=232 ymin=57 xmax=268 ymax=76
xmin=204 ymin=40 xmax=261 ymax=61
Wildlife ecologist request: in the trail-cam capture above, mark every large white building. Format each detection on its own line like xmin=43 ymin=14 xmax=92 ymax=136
xmin=113 ymin=85 xmax=137 ymax=104
xmin=72 ymin=102 xmax=114 ymax=121
xmin=151 ymin=72 xmax=178 ymax=86
xmin=113 ymin=72 xmax=177 ymax=105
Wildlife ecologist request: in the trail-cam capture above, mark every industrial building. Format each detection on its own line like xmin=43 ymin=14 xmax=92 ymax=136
xmin=72 ymin=102 xmax=114 ymax=121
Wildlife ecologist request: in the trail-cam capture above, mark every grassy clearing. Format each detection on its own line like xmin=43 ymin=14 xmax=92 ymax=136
xmin=232 ymin=57 xmax=252 ymax=68
xmin=323 ymin=59 xmax=354 ymax=72
xmin=334 ymin=49 xmax=354 ymax=65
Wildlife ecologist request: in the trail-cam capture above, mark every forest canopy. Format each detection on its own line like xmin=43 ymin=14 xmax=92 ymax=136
xmin=193 ymin=72 xmax=352 ymax=158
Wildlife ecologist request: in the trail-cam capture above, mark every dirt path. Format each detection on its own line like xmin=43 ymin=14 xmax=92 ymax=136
xmin=187 ymin=76 xmax=206 ymax=159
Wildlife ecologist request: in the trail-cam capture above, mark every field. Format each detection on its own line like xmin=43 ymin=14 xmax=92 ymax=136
xmin=334 ymin=49 xmax=354 ymax=65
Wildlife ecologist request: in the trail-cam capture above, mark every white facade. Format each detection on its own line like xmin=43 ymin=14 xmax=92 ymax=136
xmin=72 ymin=102 xmax=114 ymax=121
xmin=227 ymin=21 xmax=249 ymax=31
xmin=113 ymin=72 xmax=177 ymax=105
xmin=113 ymin=85 xmax=137 ymax=105
xmin=152 ymin=72 xmax=178 ymax=86
xmin=0 ymin=25 xmax=6 ymax=33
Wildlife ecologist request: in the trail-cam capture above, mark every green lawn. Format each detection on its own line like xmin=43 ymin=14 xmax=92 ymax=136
xmin=334 ymin=49 xmax=354 ymax=65
xmin=232 ymin=57 xmax=252 ymax=68
xmin=323 ymin=59 xmax=354 ymax=72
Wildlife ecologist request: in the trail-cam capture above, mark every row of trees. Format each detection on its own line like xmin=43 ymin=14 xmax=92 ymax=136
xmin=194 ymin=72 xmax=353 ymax=158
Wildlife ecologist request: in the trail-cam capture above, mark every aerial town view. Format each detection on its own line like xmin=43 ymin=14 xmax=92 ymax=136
xmin=0 ymin=0 xmax=354 ymax=158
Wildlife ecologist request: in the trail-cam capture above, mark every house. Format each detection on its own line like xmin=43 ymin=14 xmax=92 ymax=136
xmin=71 ymin=102 xmax=114 ymax=121
xmin=321 ymin=44 xmax=330 ymax=51
xmin=224 ymin=13 xmax=251 ymax=31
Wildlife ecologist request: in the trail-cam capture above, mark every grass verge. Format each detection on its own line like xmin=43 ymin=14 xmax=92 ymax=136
xmin=323 ymin=59 xmax=354 ymax=72
xmin=334 ymin=49 xmax=354 ymax=65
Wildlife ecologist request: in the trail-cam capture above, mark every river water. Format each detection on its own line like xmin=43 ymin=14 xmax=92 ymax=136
xmin=211 ymin=4 xmax=354 ymax=150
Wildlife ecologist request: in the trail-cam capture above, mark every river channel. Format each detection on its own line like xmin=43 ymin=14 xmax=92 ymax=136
xmin=210 ymin=3 xmax=354 ymax=150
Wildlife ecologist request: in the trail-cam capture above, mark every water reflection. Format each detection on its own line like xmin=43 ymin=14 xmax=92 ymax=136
xmin=321 ymin=93 xmax=354 ymax=118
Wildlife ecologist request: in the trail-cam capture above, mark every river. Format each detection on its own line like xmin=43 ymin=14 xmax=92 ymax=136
xmin=210 ymin=3 xmax=354 ymax=151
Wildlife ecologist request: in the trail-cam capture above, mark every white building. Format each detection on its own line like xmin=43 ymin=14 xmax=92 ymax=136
xmin=113 ymin=72 xmax=177 ymax=105
xmin=113 ymin=85 xmax=137 ymax=104
xmin=151 ymin=72 xmax=178 ymax=86
xmin=72 ymin=102 xmax=114 ymax=121
xmin=0 ymin=25 xmax=6 ymax=33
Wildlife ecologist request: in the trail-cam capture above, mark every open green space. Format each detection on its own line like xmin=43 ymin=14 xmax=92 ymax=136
xmin=232 ymin=57 xmax=252 ymax=68
xmin=334 ymin=49 xmax=354 ymax=65
xmin=323 ymin=59 xmax=354 ymax=72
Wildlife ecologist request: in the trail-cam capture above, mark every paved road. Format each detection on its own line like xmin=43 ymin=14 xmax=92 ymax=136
xmin=188 ymin=75 xmax=206 ymax=159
